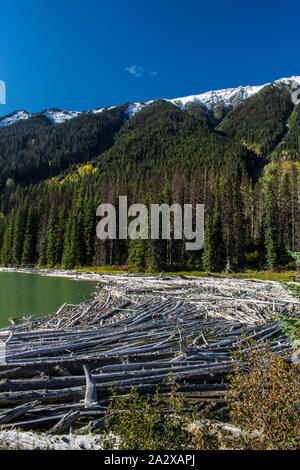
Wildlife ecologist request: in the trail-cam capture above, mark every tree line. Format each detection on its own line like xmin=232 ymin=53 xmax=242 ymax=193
xmin=0 ymin=159 xmax=299 ymax=272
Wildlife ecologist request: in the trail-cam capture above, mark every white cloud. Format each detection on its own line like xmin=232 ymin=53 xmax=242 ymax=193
xmin=125 ymin=65 xmax=157 ymax=78
xmin=125 ymin=65 xmax=138 ymax=75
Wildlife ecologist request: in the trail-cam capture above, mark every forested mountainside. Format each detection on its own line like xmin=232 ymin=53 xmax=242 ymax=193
xmin=0 ymin=78 xmax=299 ymax=272
xmin=217 ymin=84 xmax=295 ymax=154
xmin=0 ymin=107 xmax=128 ymax=188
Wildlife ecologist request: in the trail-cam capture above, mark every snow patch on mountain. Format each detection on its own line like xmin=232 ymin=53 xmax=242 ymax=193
xmin=0 ymin=109 xmax=82 ymax=127
xmin=126 ymin=101 xmax=154 ymax=119
xmin=0 ymin=110 xmax=31 ymax=128
xmin=92 ymin=107 xmax=104 ymax=114
xmin=167 ymin=84 xmax=266 ymax=112
xmin=92 ymin=105 xmax=118 ymax=114
xmin=276 ymin=76 xmax=300 ymax=87
xmin=44 ymin=110 xmax=82 ymax=124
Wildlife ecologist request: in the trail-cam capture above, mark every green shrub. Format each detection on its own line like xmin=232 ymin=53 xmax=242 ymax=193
xmin=277 ymin=314 xmax=300 ymax=340
xmin=101 ymin=382 xmax=198 ymax=450
xmin=99 ymin=346 xmax=299 ymax=450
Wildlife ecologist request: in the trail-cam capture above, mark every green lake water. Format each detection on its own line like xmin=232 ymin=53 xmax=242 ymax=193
xmin=0 ymin=272 xmax=98 ymax=328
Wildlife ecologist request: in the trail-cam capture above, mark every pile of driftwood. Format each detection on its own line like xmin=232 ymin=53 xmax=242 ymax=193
xmin=98 ymin=274 xmax=300 ymax=324
xmin=0 ymin=274 xmax=298 ymax=441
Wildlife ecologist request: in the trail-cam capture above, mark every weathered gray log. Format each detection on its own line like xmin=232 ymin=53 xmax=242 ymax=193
xmin=0 ymin=367 xmax=22 ymax=379
xmin=0 ymin=351 xmax=176 ymax=378
xmin=0 ymin=357 xmax=127 ymax=378
xmin=6 ymin=337 xmax=109 ymax=361
xmin=66 ymin=300 xmax=98 ymax=327
xmin=99 ymin=359 xmax=212 ymax=373
xmin=49 ymin=410 xmax=80 ymax=434
xmin=0 ymin=341 xmax=6 ymax=364
xmin=0 ymin=386 xmax=84 ymax=406
xmin=95 ymin=301 xmax=131 ymax=323
xmin=83 ymin=365 xmax=98 ymax=407
xmin=81 ymin=412 xmax=115 ymax=433
xmin=0 ymin=413 xmax=67 ymax=430
xmin=0 ymin=378 xmax=229 ymax=407
xmin=24 ymin=403 xmax=106 ymax=416
xmin=56 ymin=303 xmax=67 ymax=316
xmin=0 ymin=400 xmax=40 ymax=424
xmin=0 ymin=361 xmax=234 ymax=394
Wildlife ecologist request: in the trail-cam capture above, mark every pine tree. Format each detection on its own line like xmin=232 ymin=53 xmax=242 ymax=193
xmin=22 ymin=207 xmax=37 ymax=265
xmin=202 ymin=186 xmax=226 ymax=272
xmin=232 ymin=177 xmax=245 ymax=269
xmin=12 ymin=204 xmax=28 ymax=265
xmin=46 ymin=205 xmax=59 ymax=268
xmin=1 ymin=210 xmax=15 ymax=266
xmin=0 ymin=213 xmax=7 ymax=257
xmin=264 ymin=173 xmax=279 ymax=270
xmin=38 ymin=237 xmax=47 ymax=267
xmin=83 ymin=193 xmax=96 ymax=265
xmin=202 ymin=215 xmax=214 ymax=271
xmin=128 ymin=238 xmax=150 ymax=270
xmin=62 ymin=213 xmax=75 ymax=269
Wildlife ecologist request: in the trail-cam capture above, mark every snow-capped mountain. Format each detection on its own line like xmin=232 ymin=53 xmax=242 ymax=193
xmin=121 ymin=76 xmax=300 ymax=118
xmin=0 ymin=109 xmax=82 ymax=128
xmin=167 ymin=84 xmax=265 ymax=111
xmin=0 ymin=110 xmax=31 ymax=128
xmin=275 ymin=76 xmax=300 ymax=87
xmin=0 ymin=76 xmax=299 ymax=128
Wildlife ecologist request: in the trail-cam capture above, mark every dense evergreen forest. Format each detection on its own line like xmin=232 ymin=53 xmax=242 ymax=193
xmin=0 ymin=82 xmax=299 ymax=272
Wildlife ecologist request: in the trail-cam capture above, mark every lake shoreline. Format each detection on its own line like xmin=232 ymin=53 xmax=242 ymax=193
xmin=0 ymin=266 xmax=299 ymax=284
xmin=0 ymin=267 xmax=103 ymax=282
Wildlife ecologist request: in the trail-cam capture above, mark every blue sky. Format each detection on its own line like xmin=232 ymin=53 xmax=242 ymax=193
xmin=0 ymin=0 xmax=299 ymax=116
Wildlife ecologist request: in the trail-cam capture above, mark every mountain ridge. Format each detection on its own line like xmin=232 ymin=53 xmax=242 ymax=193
xmin=1 ymin=75 xmax=299 ymax=128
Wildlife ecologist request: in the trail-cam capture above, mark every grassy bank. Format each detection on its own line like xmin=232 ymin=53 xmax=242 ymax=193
xmin=1 ymin=264 xmax=299 ymax=282
xmin=77 ymin=266 xmax=299 ymax=282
